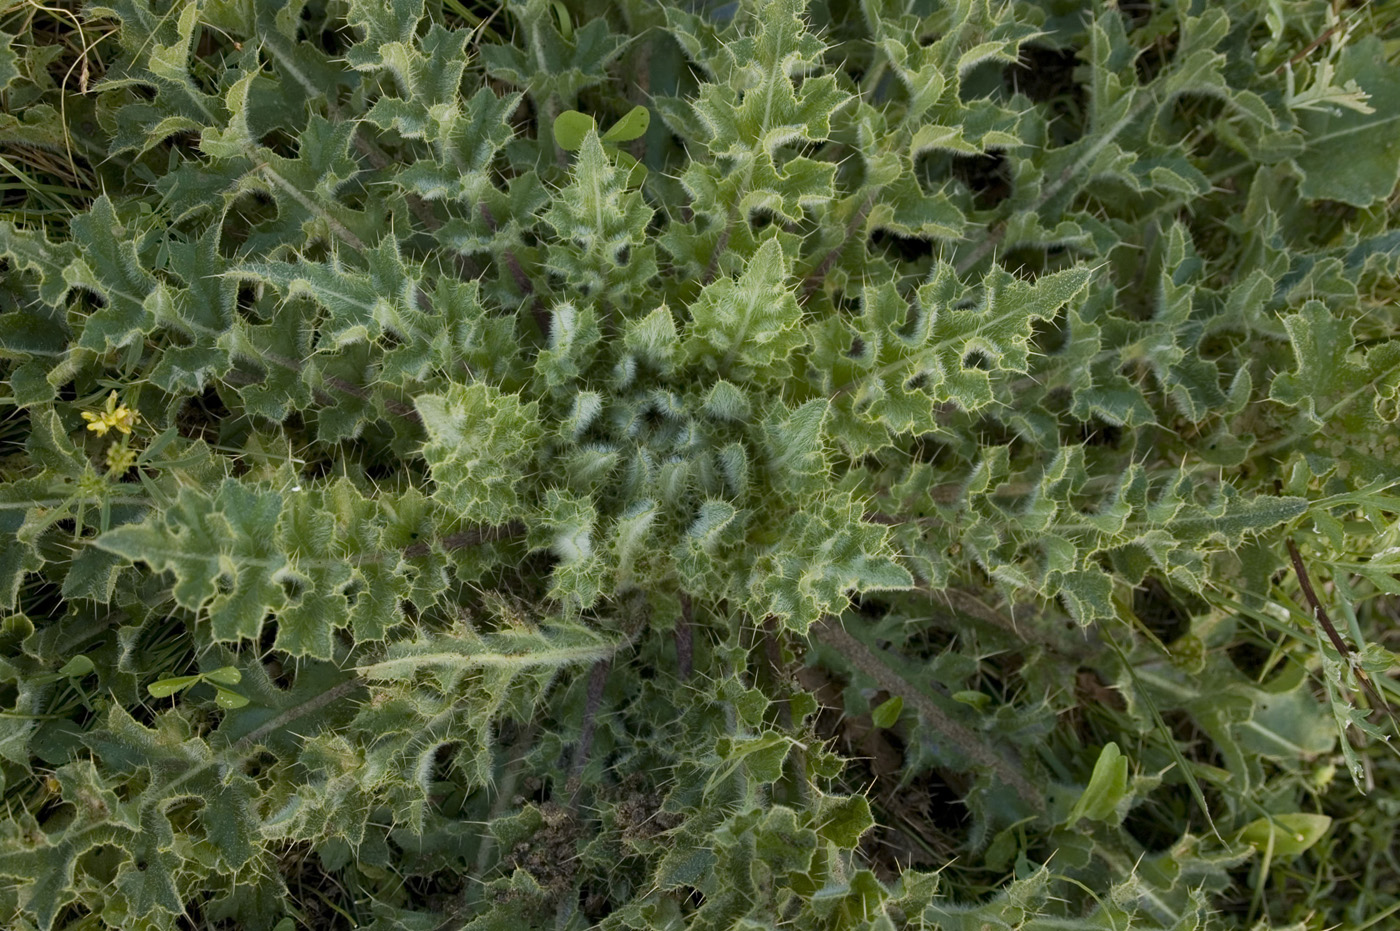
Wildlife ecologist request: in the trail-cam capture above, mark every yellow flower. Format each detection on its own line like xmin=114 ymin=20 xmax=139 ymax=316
xmin=80 ymin=411 xmax=110 ymax=436
xmin=110 ymin=406 xmax=139 ymax=434
xmin=81 ymin=391 xmax=140 ymax=437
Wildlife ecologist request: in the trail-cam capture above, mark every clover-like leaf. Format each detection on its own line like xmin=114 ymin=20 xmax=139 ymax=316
xmin=147 ymin=676 xmax=201 ymax=699
xmin=602 ymin=105 xmax=650 ymax=143
xmin=1237 ymin=813 xmax=1332 ymax=857
xmin=553 ymin=109 xmax=596 ymax=151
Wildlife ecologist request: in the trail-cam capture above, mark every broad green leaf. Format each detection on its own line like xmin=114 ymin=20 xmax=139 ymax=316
xmin=1237 ymin=813 xmax=1332 ymax=857
xmin=203 ymin=665 xmax=242 ymax=685
xmin=58 ymin=655 xmax=94 ymax=677
xmin=872 ymin=695 xmax=903 ymax=728
xmin=415 ymin=383 xmax=540 ymax=524
xmin=602 ymin=105 xmax=650 ymax=143
xmin=754 ymin=807 xmax=818 ymax=875
xmin=213 ymin=687 xmax=250 ymax=709
xmin=553 ymin=109 xmax=596 ymax=151
xmin=481 ymin=18 xmax=625 ymax=102
xmin=685 ymin=238 xmax=805 ymax=385
xmin=0 ymin=31 xmax=18 ymax=92
xmin=98 ymin=482 xmax=288 ymax=648
xmin=1293 ymin=38 xmax=1400 ymax=207
xmin=815 ymin=794 xmax=874 ymax=848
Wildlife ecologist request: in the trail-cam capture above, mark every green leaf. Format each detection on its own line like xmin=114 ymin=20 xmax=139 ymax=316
xmin=553 ymin=109 xmax=596 ymax=151
xmin=1269 ymin=301 xmax=1400 ymax=465
xmin=815 ymin=794 xmax=874 ymax=848
xmin=733 ymin=687 xmax=769 ymax=726
xmin=213 ymin=687 xmax=250 ymax=709
xmin=685 ymin=238 xmax=805 ymax=385
xmin=147 ymin=675 xmax=201 ymax=698
xmin=754 ymin=806 xmax=818 ymax=875
xmin=1054 ymin=566 xmax=1115 ymax=625
xmin=602 ymin=105 xmax=649 ymax=143
xmin=203 ymin=773 xmax=260 ymax=868
xmin=482 ymin=18 xmax=625 ymax=102
xmin=713 ymin=732 xmax=791 ymax=786
xmin=1293 ymin=38 xmax=1400 ymax=207
xmin=1237 ymin=677 xmax=1337 ymax=760
xmin=203 ymin=665 xmax=242 ymax=685
xmin=416 ymin=383 xmax=540 ymax=524
xmin=0 ymin=31 xmax=19 ymax=92
xmin=550 ymin=0 xmax=572 ymax=39
xmin=1237 ymin=812 xmax=1332 ymax=857
xmin=66 ymin=197 xmax=158 ymax=352
xmin=655 ymin=846 xmax=717 ymax=890
xmin=749 ymin=495 xmax=912 ymax=633
xmin=354 ymin=619 xmax=615 ymax=680
xmin=689 ymin=0 xmax=849 ymax=157
xmin=1068 ymin=742 xmax=1129 ymax=823
xmin=98 ymin=482 xmax=288 ymax=648
xmin=543 ymin=131 xmax=657 ymax=305
xmin=58 ymin=655 xmax=94 ymax=678
xmin=872 ymin=695 xmax=903 ymax=728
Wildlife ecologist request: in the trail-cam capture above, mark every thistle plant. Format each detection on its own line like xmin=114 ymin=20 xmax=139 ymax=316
xmin=1 ymin=0 xmax=1399 ymax=928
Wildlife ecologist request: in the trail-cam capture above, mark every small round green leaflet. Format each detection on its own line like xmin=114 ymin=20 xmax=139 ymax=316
xmin=555 ymin=106 xmax=650 ymax=153
xmin=57 ymin=655 xmax=94 ymax=677
xmin=612 ymin=148 xmax=647 ymax=185
xmin=202 ymin=665 xmax=242 ymax=685
xmin=553 ymin=111 xmax=597 ymax=151
xmin=602 ymin=105 xmax=650 ymax=144
xmin=1237 ymin=812 xmax=1333 ymax=857
xmin=147 ymin=675 xmax=201 ymax=698
xmin=148 ymin=667 xmax=248 ymax=706
xmin=871 ymin=695 xmax=903 ymax=728
xmin=952 ymin=689 xmax=990 ymax=710
xmin=213 ymin=687 xmax=250 ymax=709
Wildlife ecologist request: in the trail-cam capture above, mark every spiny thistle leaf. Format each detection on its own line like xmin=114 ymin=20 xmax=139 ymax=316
xmin=2 ymin=0 xmax=1398 ymax=928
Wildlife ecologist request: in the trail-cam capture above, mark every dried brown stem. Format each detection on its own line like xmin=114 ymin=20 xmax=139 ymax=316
xmin=478 ymin=201 xmax=551 ymax=338
xmin=1287 ymin=538 xmax=1390 ymax=716
xmin=571 ymin=658 xmax=613 ymax=783
xmin=1272 ymin=22 xmax=1345 ymax=76
xmin=762 ymin=616 xmax=792 ymax=729
xmin=800 ymin=192 xmax=876 ymax=302
xmin=811 ymin=616 xmax=1045 ymax=811
xmin=676 ymin=591 xmax=694 ymax=682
